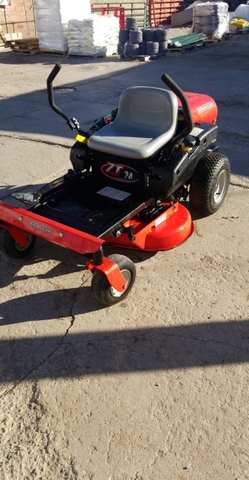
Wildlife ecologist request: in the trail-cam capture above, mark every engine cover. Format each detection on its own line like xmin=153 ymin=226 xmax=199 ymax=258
xmin=179 ymin=93 xmax=218 ymax=125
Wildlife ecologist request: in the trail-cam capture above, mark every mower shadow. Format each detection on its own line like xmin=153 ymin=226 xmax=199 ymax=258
xmin=180 ymin=200 xmax=203 ymax=222
xmin=0 ymin=318 xmax=248 ymax=383
xmin=0 ymin=239 xmax=87 ymax=288
xmin=0 ymin=233 xmax=156 ymax=291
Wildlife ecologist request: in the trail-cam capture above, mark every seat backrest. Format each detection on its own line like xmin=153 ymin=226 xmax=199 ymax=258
xmin=87 ymin=85 xmax=179 ymax=160
xmin=114 ymin=86 xmax=178 ymax=136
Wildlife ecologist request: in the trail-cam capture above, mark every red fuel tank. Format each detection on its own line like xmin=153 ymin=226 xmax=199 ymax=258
xmin=179 ymin=93 xmax=218 ymax=125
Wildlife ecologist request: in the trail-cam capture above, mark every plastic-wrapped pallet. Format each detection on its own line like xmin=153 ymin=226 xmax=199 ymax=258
xmin=193 ymin=2 xmax=229 ymax=40
xmin=68 ymin=14 xmax=119 ymax=57
xmin=33 ymin=0 xmax=91 ymax=53
xmin=33 ymin=1 xmax=68 ymax=53
xmin=234 ymin=4 xmax=249 ymax=22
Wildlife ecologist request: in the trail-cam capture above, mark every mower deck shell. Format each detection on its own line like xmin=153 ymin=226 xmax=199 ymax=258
xmin=0 ymin=195 xmax=194 ymax=291
xmin=104 ymin=202 xmax=194 ymax=251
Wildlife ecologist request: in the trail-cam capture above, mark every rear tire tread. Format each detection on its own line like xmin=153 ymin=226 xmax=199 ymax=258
xmin=0 ymin=229 xmax=36 ymax=259
xmin=190 ymin=152 xmax=230 ymax=216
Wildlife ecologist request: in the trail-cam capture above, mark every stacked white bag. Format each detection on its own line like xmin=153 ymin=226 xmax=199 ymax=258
xmin=33 ymin=0 xmax=68 ymax=52
xmin=68 ymin=14 xmax=119 ymax=57
xmin=193 ymin=2 xmax=229 ymax=40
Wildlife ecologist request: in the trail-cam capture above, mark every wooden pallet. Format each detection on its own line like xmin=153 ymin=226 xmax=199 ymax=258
xmin=121 ymin=51 xmax=168 ymax=61
xmin=10 ymin=38 xmax=40 ymax=55
xmin=231 ymin=27 xmax=249 ymax=34
xmin=40 ymin=50 xmax=68 ymax=57
xmin=168 ymin=40 xmax=205 ymax=52
xmin=11 ymin=48 xmax=40 ymax=55
xmin=205 ymin=33 xmax=230 ymax=43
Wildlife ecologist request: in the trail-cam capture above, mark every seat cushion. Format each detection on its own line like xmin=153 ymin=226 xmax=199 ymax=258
xmin=88 ymin=86 xmax=178 ymax=159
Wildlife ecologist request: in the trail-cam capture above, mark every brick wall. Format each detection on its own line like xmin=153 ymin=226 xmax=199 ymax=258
xmin=0 ymin=0 xmax=36 ymax=38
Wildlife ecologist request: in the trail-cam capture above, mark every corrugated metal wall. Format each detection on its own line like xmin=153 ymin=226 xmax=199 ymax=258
xmin=149 ymin=0 xmax=185 ymax=26
xmin=90 ymin=0 xmax=185 ymax=27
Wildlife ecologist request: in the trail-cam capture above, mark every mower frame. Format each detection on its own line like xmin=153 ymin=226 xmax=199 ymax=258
xmin=0 ymin=64 xmax=230 ymax=305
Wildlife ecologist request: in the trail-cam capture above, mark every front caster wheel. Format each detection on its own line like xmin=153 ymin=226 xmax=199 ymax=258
xmin=190 ymin=152 xmax=230 ymax=217
xmin=0 ymin=229 xmax=36 ymax=259
xmin=91 ymin=254 xmax=136 ymax=306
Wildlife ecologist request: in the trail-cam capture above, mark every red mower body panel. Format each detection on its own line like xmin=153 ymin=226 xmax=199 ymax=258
xmin=181 ymin=93 xmax=218 ymax=125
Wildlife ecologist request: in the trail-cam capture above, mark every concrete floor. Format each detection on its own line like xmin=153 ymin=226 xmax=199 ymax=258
xmin=0 ymin=33 xmax=249 ymax=479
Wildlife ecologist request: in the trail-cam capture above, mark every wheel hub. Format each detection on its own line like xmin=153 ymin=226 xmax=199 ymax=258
xmin=110 ymin=269 xmax=131 ymax=297
xmin=213 ymin=169 xmax=228 ymax=204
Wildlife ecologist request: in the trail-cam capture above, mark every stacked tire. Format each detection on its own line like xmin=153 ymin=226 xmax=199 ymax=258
xmin=118 ymin=19 xmax=168 ymax=58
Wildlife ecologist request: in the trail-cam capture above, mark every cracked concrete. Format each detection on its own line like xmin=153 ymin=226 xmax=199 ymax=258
xmin=0 ymin=33 xmax=249 ymax=479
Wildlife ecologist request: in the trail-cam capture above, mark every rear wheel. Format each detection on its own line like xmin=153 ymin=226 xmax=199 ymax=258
xmin=190 ymin=152 xmax=230 ymax=216
xmin=0 ymin=229 xmax=36 ymax=259
xmin=91 ymin=254 xmax=136 ymax=306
